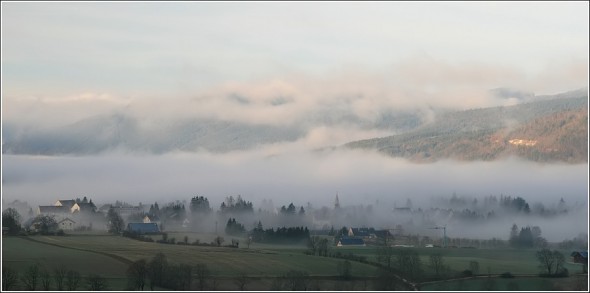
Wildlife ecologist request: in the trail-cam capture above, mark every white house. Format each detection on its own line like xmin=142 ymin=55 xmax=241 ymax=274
xmin=57 ymin=218 xmax=76 ymax=231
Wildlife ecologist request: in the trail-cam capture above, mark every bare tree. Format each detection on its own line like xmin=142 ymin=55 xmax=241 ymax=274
xmin=373 ymin=268 xmax=398 ymax=291
xmin=396 ymin=249 xmax=422 ymax=281
xmin=318 ymin=238 xmax=329 ymax=257
xmin=2 ymin=208 xmax=21 ymax=235
xmin=127 ymin=259 xmax=149 ymax=290
xmin=2 ymin=267 xmax=19 ymax=291
xmin=337 ymin=260 xmax=352 ymax=280
xmin=213 ymin=236 xmax=224 ymax=247
xmin=148 ymin=252 xmax=168 ymax=290
xmin=233 ymin=273 xmax=250 ymax=291
xmin=307 ymin=236 xmax=320 ymax=255
xmin=429 ymin=254 xmax=445 ymax=279
xmin=284 ymin=270 xmax=310 ymax=291
xmin=40 ymin=268 xmax=52 ymax=290
xmin=66 ymin=270 xmax=81 ymax=291
xmin=107 ymin=207 xmax=124 ymax=234
xmin=21 ymin=263 xmax=39 ymax=290
xmin=507 ymin=282 xmax=520 ymax=290
xmin=376 ymin=246 xmax=394 ymax=268
xmin=194 ymin=263 xmax=210 ymax=290
xmin=469 ymin=260 xmax=480 ymax=276
xmin=270 ymin=276 xmax=285 ymax=290
xmin=32 ymin=215 xmax=58 ymax=235
xmin=179 ymin=264 xmax=193 ymax=290
xmin=54 ymin=265 xmax=68 ymax=290
xmin=573 ymin=275 xmax=588 ymax=291
xmin=86 ymin=274 xmax=108 ymax=291
xmin=553 ymin=250 xmax=566 ymax=275
xmin=536 ymin=248 xmax=555 ymax=275
xmin=210 ymin=277 xmax=219 ymax=291
xmin=481 ymin=276 xmax=496 ymax=290
xmin=408 ymin=250 xmax=423 ymax=280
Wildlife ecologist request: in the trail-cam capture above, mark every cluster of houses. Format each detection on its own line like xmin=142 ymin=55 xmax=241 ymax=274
xmin=33 ymin=198 xmax=162 ymax=234
xmin=35 ymin=199 xmax=98 ymax=231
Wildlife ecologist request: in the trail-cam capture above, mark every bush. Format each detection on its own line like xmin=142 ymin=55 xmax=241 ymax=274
xmin=461 ymin=270 xmax=473 ymax=277
xmin=539 ymin=268 xmax=569 ymax=278
xmin=554 ymin=268 xmax=569 ymax=278
xmin=57 ymin=229 xmax=66 ymax=236
xmin=500 ymin=272 xmax=514 ymax=278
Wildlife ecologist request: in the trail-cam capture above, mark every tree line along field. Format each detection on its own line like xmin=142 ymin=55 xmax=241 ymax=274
xmin=3 ymin=231 xmax=587 ymax=291
xmin=420 ymin=274 xmax=589 ymax=291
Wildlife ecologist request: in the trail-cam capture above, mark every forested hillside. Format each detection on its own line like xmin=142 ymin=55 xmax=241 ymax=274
xmin=345 ymin=95 xmax=588 ymax=163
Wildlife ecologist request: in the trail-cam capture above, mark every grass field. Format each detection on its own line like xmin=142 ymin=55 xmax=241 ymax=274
xmin=420 ymin=275 xmax=588 ymax=291
xmin=3 ymin=233 xmax=587 ymax=290
xmin=328 ymin=246 xmax=585 ymax=276
xmin=2 ymin=237 xmax=130 ymax=290
xmin=3 ymin=234 xmax=378 ymax=278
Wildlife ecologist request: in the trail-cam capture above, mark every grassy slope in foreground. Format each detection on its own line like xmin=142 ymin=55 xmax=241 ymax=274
xmin=19 ymin=234 xmax=378 ymax=277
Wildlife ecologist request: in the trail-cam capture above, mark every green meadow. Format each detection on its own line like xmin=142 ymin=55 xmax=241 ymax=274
xmin=2 ymin=233 xmax=587 ymax=290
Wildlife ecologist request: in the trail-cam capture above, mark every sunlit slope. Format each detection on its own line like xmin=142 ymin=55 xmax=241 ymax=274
xmin=345 ymin=96 xmax=588 ymax=163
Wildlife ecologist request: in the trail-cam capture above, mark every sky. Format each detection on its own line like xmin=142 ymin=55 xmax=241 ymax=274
xmin=2 ymin=1 xmax=588 ymax=98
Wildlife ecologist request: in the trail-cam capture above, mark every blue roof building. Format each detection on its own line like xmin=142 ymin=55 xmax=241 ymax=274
xmin=571 ymin=251 xmax=588 ymax=264
xmin=337 ymin=237 xmax=366 ymax=246
xmin=127 ymin=222 xmax=160 ymax=234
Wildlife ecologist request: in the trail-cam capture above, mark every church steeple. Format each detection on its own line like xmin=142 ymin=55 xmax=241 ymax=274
xmin=334 ymin=193 xmax=340 ymax=209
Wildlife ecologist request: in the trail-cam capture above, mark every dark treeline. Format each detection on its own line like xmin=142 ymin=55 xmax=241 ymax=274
xmin=2 ymin=263 xmax=107 ymax=291
xmin=509 ymin=224 xmax=546 ymax=248
xmin=251 ymin=221 xmax=310 ymax=244
xmin=220 ymin=195 xmax=253 ymax=214
xmin=225 ymin=218 xmax=246 ymax=236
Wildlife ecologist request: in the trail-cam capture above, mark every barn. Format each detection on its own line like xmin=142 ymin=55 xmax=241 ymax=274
xmin=337 ymin=237 xmax=366 ymax=246
xmin=127 ymin=223 xmax=160 ymax=235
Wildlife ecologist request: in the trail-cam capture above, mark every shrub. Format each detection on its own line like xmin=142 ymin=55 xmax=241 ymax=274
xmin=554 ymin=268 xmax=569 ymax=278
xmin=500 ymin=272 xmax=514 ymax=278
xmin=461 ymin=270 xmax=473 ymax=277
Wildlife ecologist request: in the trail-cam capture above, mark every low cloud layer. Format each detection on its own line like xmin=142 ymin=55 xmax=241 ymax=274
xmin=3 ymin=58 xmax=587 ymax=131
xmin=3 ymin=148 xmax=587 ymax=241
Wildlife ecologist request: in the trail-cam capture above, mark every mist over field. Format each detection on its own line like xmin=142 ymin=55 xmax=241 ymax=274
xmin=3 ymin=147 xmax=587 ymax=242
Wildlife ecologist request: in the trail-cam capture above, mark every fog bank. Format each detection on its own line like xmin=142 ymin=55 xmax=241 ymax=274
xmin=3 ymin=149 xmax=587 ymax=209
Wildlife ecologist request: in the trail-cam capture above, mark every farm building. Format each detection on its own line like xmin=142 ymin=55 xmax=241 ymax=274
xmin=127 ymin=223 xmax=160 ymax=234
xmin=143 ymin=215 xmax=161 ymax=225
xmin=348 ymin=227 xmax=376 ymax=238
xmin=337 ymin=237 xmax=366 ymax=246
xmin=571 ymin=251 xmax=588 ymax=264
xmin=71 ymin=202 xmax=97 ymax=213
xmin=58 ymin=218 xmax=76 ymax=231
xmin=39 ymin=198 xmax=97 ymax=216
xmin=54 ymin=199 xmax=77 ymax=209
xmin=38 ymin=205 xmax=70 ymax=215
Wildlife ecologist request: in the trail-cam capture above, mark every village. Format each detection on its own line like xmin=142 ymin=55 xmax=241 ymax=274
xmin=8 ymin=195 xmax=451 ymax=249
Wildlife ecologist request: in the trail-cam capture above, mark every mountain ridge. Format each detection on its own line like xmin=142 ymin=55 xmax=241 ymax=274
xmin=2 ymin=89 xmax=587 ymax=161
xmin=344 ymin=94 xmax=588 ymax=163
